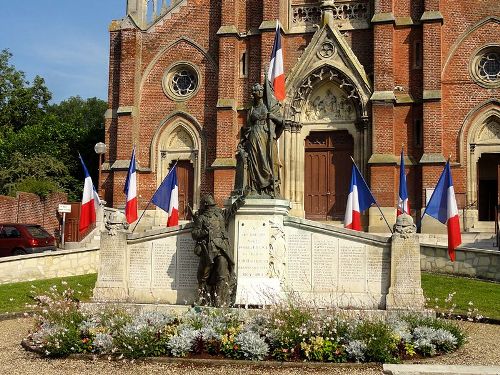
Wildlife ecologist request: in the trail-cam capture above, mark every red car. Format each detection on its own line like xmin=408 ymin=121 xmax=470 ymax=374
xmin=0 ymin=224 xmax=56 ymax=257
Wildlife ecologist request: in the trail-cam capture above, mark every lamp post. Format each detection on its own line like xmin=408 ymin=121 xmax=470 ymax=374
xmin=94 ymin=142 xmax=107 ymax=196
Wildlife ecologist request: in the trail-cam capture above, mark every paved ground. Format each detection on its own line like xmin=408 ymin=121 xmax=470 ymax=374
xmin=0 ymin=318 xmax=498 ymax=375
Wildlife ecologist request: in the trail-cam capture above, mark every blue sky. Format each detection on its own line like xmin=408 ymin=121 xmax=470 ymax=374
xmin=0 ymin=1 xmax=126 ymax=103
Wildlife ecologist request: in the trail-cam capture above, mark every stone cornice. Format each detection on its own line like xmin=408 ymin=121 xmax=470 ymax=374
xmin=371 ymin=12 xmax=395 ymax=24
xmin=420 ymin=11 xmax=444 ymax=23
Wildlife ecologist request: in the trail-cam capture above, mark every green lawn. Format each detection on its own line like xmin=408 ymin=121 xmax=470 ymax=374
xmin=0 ymin=273 xmax=97 ymax=314
xmin=0 ymin=272 xmax=499 ymax=321
xmin=422 ymin=272 xmax=500 ymax=320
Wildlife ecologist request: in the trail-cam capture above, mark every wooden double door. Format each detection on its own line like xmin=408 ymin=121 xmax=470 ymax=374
xmin=304 ymin=130 xmax=353 ymax=221
xmin=170 ymin=160 xmax=194 ymax=220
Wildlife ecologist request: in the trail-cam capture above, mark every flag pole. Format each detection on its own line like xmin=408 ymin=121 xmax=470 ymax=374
xmin=350 ymin=156 xmax=393 ymax=234
xmin=131 ymin=158 xmax=179 ymax=233
xmin=420 ymin=156 xmax=451 ymax=224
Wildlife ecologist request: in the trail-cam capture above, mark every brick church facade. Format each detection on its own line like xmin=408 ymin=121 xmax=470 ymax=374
xmin=102 ymin=0 xmax=500 ymax=232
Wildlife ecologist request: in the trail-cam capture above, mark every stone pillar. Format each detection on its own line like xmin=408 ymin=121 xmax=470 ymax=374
xmin=283 ymin=121 xmax=292 ymax=201
xmin=226 ymin=198 xmax=291 ymax=305
xmin=386 ymin=214 xmax=425 ymax=310
xmin=92 ymin=228 xmax=129 ymax=302
xmin=369 ymin=2 xmax=397 ymax=232
xmin=419 ymin=3 xmax=445 ymax=233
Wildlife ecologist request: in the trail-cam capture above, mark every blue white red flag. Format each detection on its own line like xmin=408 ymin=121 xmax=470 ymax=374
xmin=267 ymin=21 xmax=285 ymax=101
xmin=397 ymin=148 xmax=410 ymax=216
xmin=78 ymin=155 xmax=100 ymax=234
xmin=124 ymin=148 xmax=138 ymax=224
xmin=344 ymin=163 xmax=376 ymax=231
xmin=151 ymin=166 xmax=179 ymax=227
xmin=422 ymin=161 xmax=462 ymax=261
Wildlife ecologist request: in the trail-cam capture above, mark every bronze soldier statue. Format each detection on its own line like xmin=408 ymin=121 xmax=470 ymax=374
xmin=191 ymin=194 xmax=244 ymax=307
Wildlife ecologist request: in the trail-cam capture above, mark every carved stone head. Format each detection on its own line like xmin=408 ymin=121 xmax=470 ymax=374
xmin=393 ymin=213 xmax=417 ymax=237
xmin=201 ymin=194 xmax=216 ymax=207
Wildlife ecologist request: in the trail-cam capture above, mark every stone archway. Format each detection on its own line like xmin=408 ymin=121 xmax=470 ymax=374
xmin=465 ymin=107 xmax=500 ymax=230
xmin=155 ymin=118 xmax=202 ymax=222
xmin=282 ymin=66 xmax=369 ymax=218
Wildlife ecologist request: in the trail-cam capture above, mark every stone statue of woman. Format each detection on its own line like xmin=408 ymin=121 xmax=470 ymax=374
xmin=235 ymin=81 xmax=284 ymax=198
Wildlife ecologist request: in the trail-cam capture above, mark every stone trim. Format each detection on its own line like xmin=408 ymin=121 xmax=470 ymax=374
xmin=259 ymin=20 xmax=277 ymax=31
xmin=216 ymin=25 xmax=239 ymax=36
xmin=216 ymin=99 xmax=237 ymax=110
xmin=371 ymin=12 xmax=395 ymax=24
xmin=420 ymin=11 xmax=444 ymax=23
xmin=395 ymin=93 xmax=415 ymax=104
xmin=419 ymin=153 xmax=446 ymax=164
xmin=210 ymin=158 xmax=236 ymax=169
xmin=395 ymin=17 xmax=416 ymax=27
xmin=110 ymin=160 xmax=151 ymax=172
xmin=423 ymin=90 xmax=442 ymax=100
xmin=117 ymin=106 xmax=136 ymax=115
xmin=368 ymin=154 xmax=398 ymax=165
xmin=370 ymin=91 xmax=396 ymax=102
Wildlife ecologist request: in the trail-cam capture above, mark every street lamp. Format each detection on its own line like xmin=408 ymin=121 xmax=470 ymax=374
xmin=94 ymin=142 xmax=107 ymax=196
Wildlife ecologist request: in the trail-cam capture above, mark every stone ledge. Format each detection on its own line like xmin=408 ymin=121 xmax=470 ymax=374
xmin=371 ymin=12 xmax=395 ymax=24
xmin=110 ymin=160 xmax=151 ymax=172
xmin=395 ymin=17 xmax=416 ymax=27
xmin=259 ymin=20 xmax=277 ymax=31
xmin=423 ymin=90 xmax=442 ymax=100
xmin=420 ymin=11 xmax=444 ymax=23
xmin=368 ymin=154 xmax=398 ymax=164
xmin=419 ymin=153 xmax=446 ymax=164
xmin=216 ymin=99 xmax=236 ymax=110
xmin=383 ymin=364 xmax=500 ymax=374
xmin=210 ymin=158 xmax=236 ymax=169
xmin=370 ymin=91 xmax=396 ymax=102
xmin=395 ymin=93 xmax=415 ymax=104
xmin=216 ymin=25 xmax=238 ymax=35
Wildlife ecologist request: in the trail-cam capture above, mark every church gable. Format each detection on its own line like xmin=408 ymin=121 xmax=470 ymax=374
xmin=286 ymin=23 xmax=372 ymax=119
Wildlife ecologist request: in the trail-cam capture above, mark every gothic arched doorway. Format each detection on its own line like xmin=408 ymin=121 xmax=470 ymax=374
xmin=304 ymin=130 xmax=353 ymax=220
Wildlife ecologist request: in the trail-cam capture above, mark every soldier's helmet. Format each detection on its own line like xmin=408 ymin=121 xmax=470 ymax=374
xmin=201 ymin=194 xmax=216 ymax=207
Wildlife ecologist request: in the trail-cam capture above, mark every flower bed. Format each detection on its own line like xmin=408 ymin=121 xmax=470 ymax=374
xmin=23 ymin=285 xmax=466 ymax=363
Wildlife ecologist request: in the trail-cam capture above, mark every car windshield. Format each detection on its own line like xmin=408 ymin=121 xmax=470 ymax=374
xmin=26 ymin=226 xmax=51 ymax=239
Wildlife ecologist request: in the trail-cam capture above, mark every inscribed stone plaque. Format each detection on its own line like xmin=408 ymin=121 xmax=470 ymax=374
xmin=338 ymin=240 xmax=366 ymax=293
xmin=99 ymin=232 xmax=126 ymax=283
xmin=176 ymin=234 xmax=198 ymax=289
xmin=128 ymin=244 xmax=152 ymax=289
xmin=392 ymin=237 xmax=421 ymax=293
xmin=312 ymin=234 xmax=338 ymax=291
xmin=237 ymin=220 xmax=270 ymax=278
xmin=151 ymin=237 xmax=177 ymax=289
xmin=366 ymin=246 xmax=391 ymax=293
xmin=286 ymin=229 xmax=312 ymax=291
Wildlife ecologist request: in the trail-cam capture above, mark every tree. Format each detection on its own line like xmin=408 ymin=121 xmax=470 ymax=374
xmin=0 ymin=49 xmax=52 ymax=131
xmin=0 ymin=50 xmax=106 ymax=200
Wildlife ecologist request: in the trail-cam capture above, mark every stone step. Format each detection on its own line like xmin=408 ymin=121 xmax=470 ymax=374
xmin=383 ymin=364 xmax=500 ymax=375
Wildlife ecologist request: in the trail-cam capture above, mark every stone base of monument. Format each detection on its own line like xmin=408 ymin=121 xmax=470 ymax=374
xmin=386 ymin=215 xmax=426 ymax=310
xmin=226 ymin=198 xmax=291 ymax=306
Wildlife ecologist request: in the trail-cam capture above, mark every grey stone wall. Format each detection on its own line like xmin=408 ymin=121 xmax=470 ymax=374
xmin=420 ymin=245 xmax=500 ymax=282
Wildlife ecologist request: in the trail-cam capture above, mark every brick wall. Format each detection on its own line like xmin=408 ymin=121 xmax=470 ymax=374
xmin=0 ymin=192 xmax=67 ymax=235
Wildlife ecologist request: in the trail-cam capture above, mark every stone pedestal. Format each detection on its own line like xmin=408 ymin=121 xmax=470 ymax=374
xmin=226 ymin=198 xmax=291 ymax=305
xmin=92 ymin=230 xmax=128 ymax=301
xmin=386 ymin=214 xmax=425 ymax=310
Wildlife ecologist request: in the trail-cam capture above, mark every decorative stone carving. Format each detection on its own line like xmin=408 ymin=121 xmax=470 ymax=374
xmin=168 ymin=126 xmax=194 ymax=149
xmin=104 ymin=208 xmax=129 ymax=236
xmin=291 ymin=1 xmax=370 ymax=30
xmin=303 ymin=84 xmax=356 ymax=122
xmin=393 ymin=213 xmax=417 ymax=239
xmin=478 ymin=120 xmax=500 ymax=142
xmin=318 ymin=41 xmax=336 ymax=59
xmin=268 ymin=220 xmax=287 ymax=282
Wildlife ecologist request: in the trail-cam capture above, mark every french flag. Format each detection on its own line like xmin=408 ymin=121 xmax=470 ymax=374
xmin=422 ymin=161 xmax=462 ymax=261
xmin=267 ymin=21 xmax=285 ymax=102
xmin=124 ymin=148 xmax=138 ymax=224
xmin=397 ymin=149 xmax=410 ymax=216
xmin=78 ymin=155 xmax=100 ymax=234
xmin=151 ymin=165 xmax=179 ymax=227
xmin=344 ymin=163 xmax=376 ymax=231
